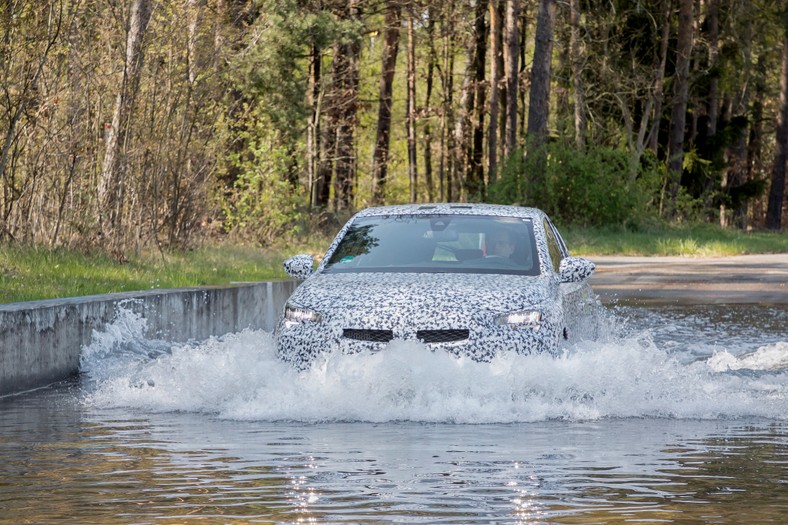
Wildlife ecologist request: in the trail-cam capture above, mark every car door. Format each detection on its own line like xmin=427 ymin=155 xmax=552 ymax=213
xmin=543 ymin=218 xmax=597 ymax=342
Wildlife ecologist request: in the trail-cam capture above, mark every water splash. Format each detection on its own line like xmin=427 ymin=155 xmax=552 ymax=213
xmin=81 ymin=305 xmax=788 ymax=423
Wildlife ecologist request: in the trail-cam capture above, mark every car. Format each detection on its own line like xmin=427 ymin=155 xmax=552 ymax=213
xmin=275 ymin=203 xmax=598 ymax=369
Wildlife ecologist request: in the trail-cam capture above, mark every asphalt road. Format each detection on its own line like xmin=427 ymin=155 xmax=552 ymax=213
xmin=588 ymin=254 xmax=788 ymax=305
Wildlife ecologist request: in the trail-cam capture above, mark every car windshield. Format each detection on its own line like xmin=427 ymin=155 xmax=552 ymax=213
xmin=323 ymin=214 xmax=540 ymax=276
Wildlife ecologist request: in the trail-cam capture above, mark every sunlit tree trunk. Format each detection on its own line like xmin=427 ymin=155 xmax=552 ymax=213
xmin=406 ymin=6 xmax=418 ymax=203
xmin=441 ymin=0 xmax=457 ymax=202
xmin=503 ymin=0 xmax=519 ymax=159
xmin=307 ymin=43 xmax=322 ymax=209
xmin=488 ymin=0 xmax=501 ymax=185
xmin=423 ymin=5 xmax=436 ymax=202
xmin=98 ymin=0 xmax=152 ymax=249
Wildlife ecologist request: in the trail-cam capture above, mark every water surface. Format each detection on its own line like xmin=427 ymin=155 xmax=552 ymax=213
xmin=1 ymin=303 xmax=786 ymax=523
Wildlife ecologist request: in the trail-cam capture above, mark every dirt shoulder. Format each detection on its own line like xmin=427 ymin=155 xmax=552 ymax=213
xmin=588 ymin=254 xmax=788 ymax=305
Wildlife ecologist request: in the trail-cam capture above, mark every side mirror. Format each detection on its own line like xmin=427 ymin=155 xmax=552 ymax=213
xmin=283 ymin=254 xmax=315 ymax=280
xmin=559 ymin=256 xmax=595 ymax=283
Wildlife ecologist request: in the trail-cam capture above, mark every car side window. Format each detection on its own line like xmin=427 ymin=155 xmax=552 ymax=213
xmin=543 ymin=219 xmax=563 ymax=273
xmin=546 ymin=218 xmax=569 ymax=256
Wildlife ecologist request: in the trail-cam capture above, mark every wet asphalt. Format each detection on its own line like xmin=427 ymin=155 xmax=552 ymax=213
xmin=588 ymin=254 xmax=788 ymax=305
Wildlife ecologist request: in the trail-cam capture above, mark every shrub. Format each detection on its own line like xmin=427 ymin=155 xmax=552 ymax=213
xmin=490 ymin=143 xmax=661 ymax=227
xmin=221 ymin=125 xmax=306 ymax=245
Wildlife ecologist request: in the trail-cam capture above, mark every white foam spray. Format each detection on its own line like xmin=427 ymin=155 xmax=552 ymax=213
xmin=81 ymin=305 xmax=788 ymax=423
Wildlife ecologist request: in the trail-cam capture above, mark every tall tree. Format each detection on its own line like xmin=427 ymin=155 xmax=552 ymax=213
xmin=488 ymin=0 xmax=502 ymax=185
xmin=423 ymin=4 xmax=437 ymax=202
xmin=720 ymin=3 xmax=755 ymax=228
xmin=706 ymin=0 xmax=720 ymax=138
xmin=440 ymin=0 xmax=459 ymax=202
xmin=307 ymin=41 xmax=322 ymax=209
xmin=466 ymin=0 xmax=487 ymax=201
xmin=666 ymin=0 xmax=693 ymax=213
xmin=98 ymin=0 xmax=153 ymax=249
xmin=331 ymin=0 xmax=361 ymax=210
xmin=371 ymin=0 xmax=402 ymax=205
xmin=527 ymin=0 xmax=555 ymax=152
xmin=406 ymin=4 xmax=418 ymax=202
xmin=767 ymin=29 xmax=788 ymax=230
xmin=526 ymin=0 xmax=556 ymax=200
xmin=649 ymin=0 xmax=672 ymax=154
xmin=568 ymin=0 xmax=585 ymax=148
xmin=503 ymin=0 xmax=519 ymax=158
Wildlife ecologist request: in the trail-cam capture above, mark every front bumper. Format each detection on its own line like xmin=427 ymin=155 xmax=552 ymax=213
xmin=274 ymin=316 xmax=561 ymax=369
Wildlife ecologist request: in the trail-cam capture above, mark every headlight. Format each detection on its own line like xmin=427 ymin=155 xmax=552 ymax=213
xmin=495 ymin=310 xmax=542 ymax=330
xmin=283 ymin=303 xmax=322 ymax=328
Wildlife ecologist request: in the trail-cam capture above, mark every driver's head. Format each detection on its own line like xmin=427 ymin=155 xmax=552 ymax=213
xmin=488 ymin=230 xmax=515 ymax=257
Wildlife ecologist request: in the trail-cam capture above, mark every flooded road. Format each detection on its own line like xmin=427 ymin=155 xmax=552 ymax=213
xmin=1 ymin=303 xmax=787 ymax=523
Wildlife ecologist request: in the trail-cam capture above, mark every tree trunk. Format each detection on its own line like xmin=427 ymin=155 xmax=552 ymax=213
xmin=569 ymin=0 xmax=585 ymax=148
xmin=649 ymin=0 xmax=672 ymax=154
xmin=456 ymin=43 xmax=475 ymax=200
xmin=424 ymin=6 xmax=436 ymax=202
xmin=503 ymin=0 xmax=519 ymax=159
xmin=332 ymin=0 xmax=361 ymax=211
xmin=98 ymin=0 xmax=152 ymax=246
xmin=766 ymin=32 xmax=788 ymax=230
xmin=527 ymin=0 xmax=555 ymax=152
xmin=467 ymin=0 xmax=487 ymax=201
xmin=406 ymin=7 xmax=418 ymax=203
xmin=722 ymin=8 xmax=753 ymax=228
xmin=519 ymin=4 xmax=528 ymax=141
xmin=441 ymin=1 xmax=457 ymax=202
xmin=707 ymin=0 xmax=719 ymax=138
xmin=371 ymin=1 xmax=401 ymax=205
xmin=631 ymin=0 xmax=670 ymax=180
xmin=308 ymin=43 xmax=322 ymax=209
xmin=666 ymin=0 xmax=693 ymax=214
xmin=747 ymin=56 xmax=766 ymax=226
xmin=316 ymin=115 xmax=335 ymax=209
xmin=526 ymin=0 xmax=556 ymax=199
xmin=488 ymin=0 xmax=501 ymax=185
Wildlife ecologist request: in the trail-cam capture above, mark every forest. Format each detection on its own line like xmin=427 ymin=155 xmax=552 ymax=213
xmin=0 ymin=0 xmax=786 ymax=256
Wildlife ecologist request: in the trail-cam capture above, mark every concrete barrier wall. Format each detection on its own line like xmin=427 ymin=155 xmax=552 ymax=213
xmin=0 ymin=281 xmax=299 ymax=396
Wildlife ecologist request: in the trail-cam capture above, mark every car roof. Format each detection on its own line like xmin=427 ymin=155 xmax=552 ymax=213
xmin=354 ymin=203 xmax=546 ymax=220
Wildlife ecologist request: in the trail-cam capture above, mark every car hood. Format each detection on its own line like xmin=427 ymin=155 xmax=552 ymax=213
xmin=288 ymin=272 xmax=556 ymax=324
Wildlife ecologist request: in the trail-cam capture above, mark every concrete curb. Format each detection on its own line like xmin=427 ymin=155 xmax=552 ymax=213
xmin=0 ymin=281 xmax=299 ymax=397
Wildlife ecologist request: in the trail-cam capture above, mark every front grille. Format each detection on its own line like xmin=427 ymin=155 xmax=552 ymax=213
xmin=343 ymin=328 xmax=394 ymax=343
xmin=416 ymin=329 xmax=470 ymax=344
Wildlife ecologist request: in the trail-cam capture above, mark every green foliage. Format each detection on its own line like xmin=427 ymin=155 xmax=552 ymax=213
xmin=219 ymin=0 xmax=365 ymax=243
xmin=222 ymin=118 xmax=306 ymax=245
xmin=490 ymin=144 xmax=661 ymax=227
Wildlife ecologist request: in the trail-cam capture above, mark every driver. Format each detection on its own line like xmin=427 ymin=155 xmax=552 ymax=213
xmin=486 ymin=230 xmax=515 ymax=258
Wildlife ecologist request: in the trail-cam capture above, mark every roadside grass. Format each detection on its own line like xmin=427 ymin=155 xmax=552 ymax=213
xmin=563 ymin=224 xmax=788 ymax=256
xmin=1 ymin=224 xmax=785 ymax=304
xmin=0 ymin=243 xmax=310 ymax=305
